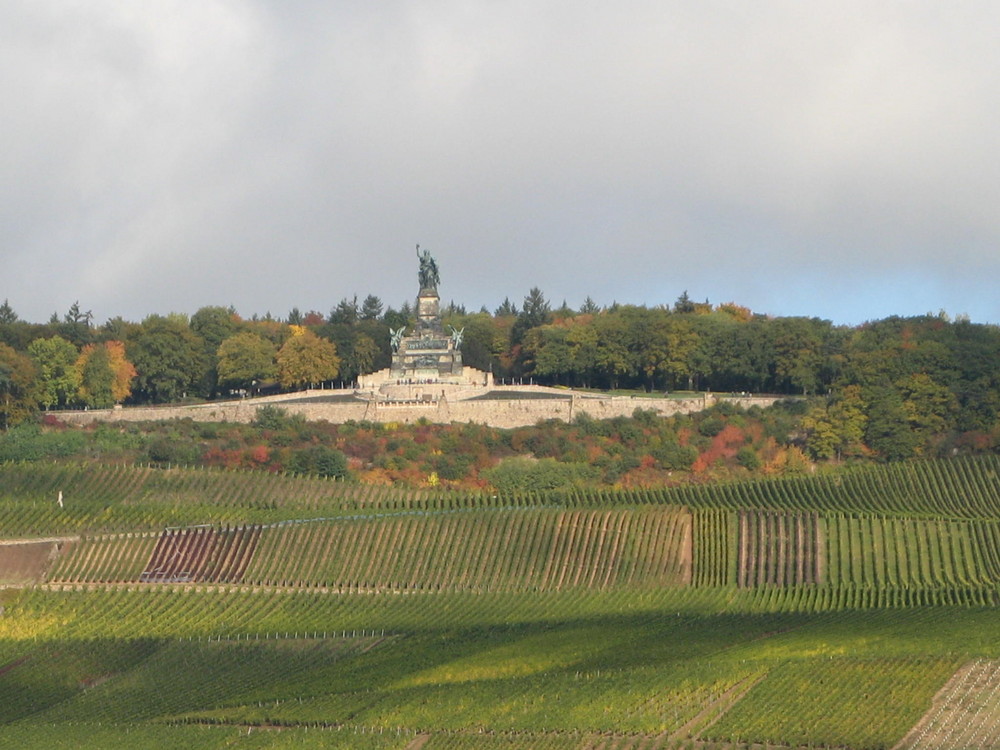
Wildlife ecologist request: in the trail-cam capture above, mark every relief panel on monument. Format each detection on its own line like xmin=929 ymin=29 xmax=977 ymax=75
xmin=408 ymin=339 xmax=449 ymax=351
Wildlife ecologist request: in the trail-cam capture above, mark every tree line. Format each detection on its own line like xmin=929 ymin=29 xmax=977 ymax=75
xmin=1 ymin=292 xmax=999 ymax=462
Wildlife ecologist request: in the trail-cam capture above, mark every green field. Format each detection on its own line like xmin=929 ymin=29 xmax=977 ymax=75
xmin=2 ymin=457 xmax=1000 ymax=748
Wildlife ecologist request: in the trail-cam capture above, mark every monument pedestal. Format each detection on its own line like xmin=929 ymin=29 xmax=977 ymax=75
xmin=390 ymin=288 xmax=463 ymax=380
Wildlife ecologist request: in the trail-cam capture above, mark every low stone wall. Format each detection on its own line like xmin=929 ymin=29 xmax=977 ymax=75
xmin=443 ymin=393 xmax=724 ymax=429
xmin=54 ymin=389 xmax=782 ymax=429
xmin=54 ymin=388 xmax=366 ymax=426
xmin=357 ymin=366 xmax=491 ymax=392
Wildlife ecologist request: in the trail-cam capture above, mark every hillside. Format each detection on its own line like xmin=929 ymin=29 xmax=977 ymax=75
xmin=0 ymin=458 xmax=999 ymax=747
xmin=6 ymin=305 xmax=1000 ymax=466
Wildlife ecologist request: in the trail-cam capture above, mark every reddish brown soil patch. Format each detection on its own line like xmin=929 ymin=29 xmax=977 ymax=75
xmin=0 ymin=541 xmax=62 ymax=584
xmin=140 ymin=525 xmax=261 ymax=584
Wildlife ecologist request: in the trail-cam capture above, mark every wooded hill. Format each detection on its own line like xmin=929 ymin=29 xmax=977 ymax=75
xmin=2 ymin=296 xmax=1000 ymax=463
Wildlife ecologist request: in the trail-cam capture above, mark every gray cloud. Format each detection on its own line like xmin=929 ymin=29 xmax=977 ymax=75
xmin=3 ymin=1 xmax=999 ymax=326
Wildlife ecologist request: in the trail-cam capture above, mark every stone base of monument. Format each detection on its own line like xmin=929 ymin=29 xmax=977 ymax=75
xmin=357 ymin=367 xmax=493 ymax=402
xmin=387 ymin=287 xmax=466 ymax=381
xmin=357 ymin=256 xmax=494 ymax=401
xmin=390 ymin=346 xmax=462 ymax=380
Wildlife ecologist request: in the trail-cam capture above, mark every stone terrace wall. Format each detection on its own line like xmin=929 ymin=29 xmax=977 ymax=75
xmin=54 ymin=390 xmax=783 ymax=429
xmin=54 ymin=389 xmax=367 ymax=427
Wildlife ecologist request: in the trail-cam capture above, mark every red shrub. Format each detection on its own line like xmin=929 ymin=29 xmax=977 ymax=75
xmin=247 ymin=445 xmax=270 ymax=465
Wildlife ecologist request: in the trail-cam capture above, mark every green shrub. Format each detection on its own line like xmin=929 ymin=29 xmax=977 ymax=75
xmin=632 ymin=407 xmax=660 ymax=426
xmin=91 ymin=423 xmax=144 ymax=454
xmin=0 ymin=423 xmax=87 ymax=461
xmin=698 ymin=416 xmax=725 ymax=437
xmin=434 ymin=453 xmax=474 ymax=481
xmin=252 ymin=405 xmax=304 ymax=431
xmin=737 ymin=446 xmax=761 ymax=471
xmin=483 ymin=457 xmax=599 ymax=492
xmin=289 ymin=445 xmax=348 ymax=478
xmin=772 ymin=397 xmax=809 ymax=415
xmin=654 ymin=441 xmax=699 ymax=471
xmin=712 ymin=401 xmax=744 ymax=417
xmin=144 ymin=435 xmax=200 ymax=466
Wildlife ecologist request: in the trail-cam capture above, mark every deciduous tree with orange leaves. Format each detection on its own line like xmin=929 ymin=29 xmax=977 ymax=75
xmin=76 ymin=341 xmax=137 ymax=408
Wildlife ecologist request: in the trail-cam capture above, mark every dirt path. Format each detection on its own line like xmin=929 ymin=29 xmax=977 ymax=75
xmin=0 ymin=536 xmax=78 ymax=545
xmin=669 ymin=671 xmax=766 ymax=741
xmin=403 ymin=734 xmax=431 ymax=750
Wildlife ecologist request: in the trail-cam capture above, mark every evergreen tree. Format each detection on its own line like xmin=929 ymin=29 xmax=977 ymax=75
xmin=0 ymin=300 xmax=17 ymax=325
xmin=512 ymin=287 xmax=552 ymax=345
xmin=360 ymin=295 xmax=384 ymax=321
xmin=674 ymin=291 xmax=696 ymax=314
xmin=59 ymin=301 xmax=93 ymax=346
xmin=329 ymin=296 xmax=358 ymax=325
xmin=190 ymin=306 xmax=240 ymax=398
xmin=494 ymin=297 xmax=518 ymax=317
xmin=345 ymin=333 xmax=379 ymax=378
xmin=382 ymin=306 xmax=411 ymax=332
xmin=128 ymin=315 xmax=208 ymax=403
xmin=554 ymin=300 xmax=575 ymax=319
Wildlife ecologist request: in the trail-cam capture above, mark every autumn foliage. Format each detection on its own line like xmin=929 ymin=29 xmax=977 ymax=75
xmin=75 ymin=340 xmax=136 ymax=407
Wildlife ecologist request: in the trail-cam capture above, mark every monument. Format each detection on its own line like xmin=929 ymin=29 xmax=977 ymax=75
xmin=389 ymin=246 xmax=464 ymax=379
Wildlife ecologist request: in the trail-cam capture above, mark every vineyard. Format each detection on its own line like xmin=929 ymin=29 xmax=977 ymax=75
xmin=897 ymin=659 xmax=1000 ymax=749
xmin=2 ymin=456 xmax=1000 ymax=747
xmin=3 ymin=453 xmax=1000 ymax=536
xmin=45 ymin=508 xmax=692 ymax=591
xmin=33 ymin=506 xmax=1000 ymax=596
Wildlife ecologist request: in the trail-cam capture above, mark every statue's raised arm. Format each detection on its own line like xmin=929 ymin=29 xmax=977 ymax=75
xmin=416 ymin=244 xmax=440 ymax=291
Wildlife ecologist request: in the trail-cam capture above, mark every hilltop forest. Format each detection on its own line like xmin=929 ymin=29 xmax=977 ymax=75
xmin=1 ymin=292 xmax=1000 ymax=474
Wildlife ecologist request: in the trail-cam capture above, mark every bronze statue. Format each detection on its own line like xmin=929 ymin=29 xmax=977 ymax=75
xmin=448 ymin=325 xmax=464 ymax=349
xmin=416 ymin=244 xmax=440 ymax=291
xmin=390 ymin=326 xmax=407 ymax=352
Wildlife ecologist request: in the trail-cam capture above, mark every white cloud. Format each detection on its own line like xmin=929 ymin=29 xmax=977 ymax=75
xmin=3 ymin=1 xmax=1000 ymax=325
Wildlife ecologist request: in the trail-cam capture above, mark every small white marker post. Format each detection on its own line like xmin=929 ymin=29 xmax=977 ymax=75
xmin=57 ymin=491 xmax=63 ymax=508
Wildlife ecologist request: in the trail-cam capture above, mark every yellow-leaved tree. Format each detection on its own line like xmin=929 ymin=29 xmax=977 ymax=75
xmin=76 ymin=341 xmax=137 ymax=407
xmin=106 ymin=340 xmax=138 ymax=403
xmin=276 ymin=327 xmax=340 ymax=389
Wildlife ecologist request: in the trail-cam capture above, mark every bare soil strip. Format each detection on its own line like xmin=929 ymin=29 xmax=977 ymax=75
xmin=0 ymin=541 xmax=64 ymax=584
xmin=403 ymin=734 xmax=431 ymax=750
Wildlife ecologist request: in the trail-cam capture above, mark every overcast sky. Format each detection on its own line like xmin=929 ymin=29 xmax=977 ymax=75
xmin=3 ymin=2 xmax=999 ymax=327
